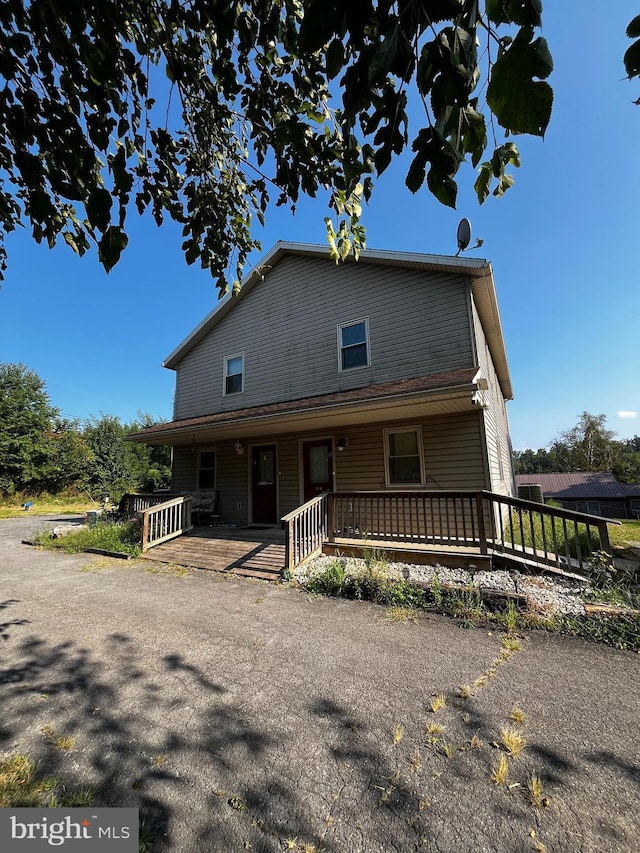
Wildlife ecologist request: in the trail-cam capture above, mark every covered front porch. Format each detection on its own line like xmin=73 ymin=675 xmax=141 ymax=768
xmin=129 ymin=488 xmax=616 ymax=581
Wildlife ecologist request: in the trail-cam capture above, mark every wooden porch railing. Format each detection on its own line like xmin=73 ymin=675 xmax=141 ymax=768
xmin=140 ymin=495 xmax=193 ymax=551
xmin=282 ymin=493 xmax=328 ymax=570
xmin=283 ymin=490 xmax=616 ymax=574
xmin=483 ymin=491 xmax=615 ymax=572
xmin=121 ymin=493 xmax=184 ymax=516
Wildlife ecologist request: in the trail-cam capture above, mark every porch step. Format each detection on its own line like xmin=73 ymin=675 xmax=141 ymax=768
xmin=141 ymin=532 xmax=285 ymax=581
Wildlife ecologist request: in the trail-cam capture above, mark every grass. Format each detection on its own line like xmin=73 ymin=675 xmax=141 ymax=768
xmin=302 ymin=553 xmax=640 ymax=651
xmin=0 ymin=754 xmax=95 ymax=808
xmin=429 ymin=694 xmax=447 ymax=714
xmin=33 ymin=519 xmax=142 ymax=557
xmin=0 ymin=492 xmax=100 ymax=519
xmin=509 ymin=706 xmax=526 ymax=725
xmin=609 ymin=520 xmax=640 ymax=550
xmin=500 ymin=726 xmax=527 ymax=758
xmin=491 ymin=753 xmax=509 ymax=785
xmin=41 ymin=724 xmax=75 ymax=751
xmin=505 ymin=508 xmax=601 ymax=562
xmin=441 ymin=741 xmax=457 ymax=759
xmin=385 ymin=605 xmax=418 ymax=623
xmin=501 ymin=635 xmax=522 ymax=652
xmin=527 ymin=773 xmax=550 ymax=808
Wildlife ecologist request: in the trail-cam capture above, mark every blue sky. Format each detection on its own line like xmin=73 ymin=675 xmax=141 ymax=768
xmin=1 ymin=2 xmax=638 ymax=451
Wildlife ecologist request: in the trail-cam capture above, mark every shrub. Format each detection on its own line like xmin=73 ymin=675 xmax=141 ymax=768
xmin=305 ymin=559 xmax=346 ymax=596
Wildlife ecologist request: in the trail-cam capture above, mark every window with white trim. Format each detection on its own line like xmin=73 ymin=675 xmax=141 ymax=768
xmin=224 ymin=354 xmax=244 ymax=395
xmin=337 ymin=318 xmax=370 ymax=371
xmin=198 ymin=449 xmax=216 ymax=489
xmin=384 ymin=427 xmax=425 ymax=486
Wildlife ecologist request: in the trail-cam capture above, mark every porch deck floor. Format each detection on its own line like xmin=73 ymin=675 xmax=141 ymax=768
xmin=140 ymin=525 xmax=285 ymax=581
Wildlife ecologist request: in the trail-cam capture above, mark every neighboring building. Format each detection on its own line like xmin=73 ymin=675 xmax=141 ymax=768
xmin=515 ymin=472 xmax=640 ymax=519
xmin=130 ymin=242 xmax=515 ymax=526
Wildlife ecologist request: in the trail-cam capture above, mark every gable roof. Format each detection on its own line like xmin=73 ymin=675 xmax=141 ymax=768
xmin=163 ymin=242 xmax=513 ymax=399
xmin=515 ymin=472 xmax=640 ymax=500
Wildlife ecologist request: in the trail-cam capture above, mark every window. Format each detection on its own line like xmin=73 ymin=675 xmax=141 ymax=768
xmin=577 ymin=500 xmax=600 ymax=516
xmin=384 ymin=427 xmax=425 ymax=486
xmin=224 ymin=354 xmax=244 ymax=395
xmin=338 ymin=318 xmax=370 ymax=371
xmin=198 ymin=450 xmax=216 ymax=489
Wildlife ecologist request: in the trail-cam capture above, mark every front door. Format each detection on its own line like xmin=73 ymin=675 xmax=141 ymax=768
xmin=302 ymin=438 xmax=333 ymax=502
xmin=251 ymin=445 xmax=277 ymax=524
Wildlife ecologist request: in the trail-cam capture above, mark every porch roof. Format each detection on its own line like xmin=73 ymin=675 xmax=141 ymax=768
xmin=128 ymin=366 xmax=480 ymax=446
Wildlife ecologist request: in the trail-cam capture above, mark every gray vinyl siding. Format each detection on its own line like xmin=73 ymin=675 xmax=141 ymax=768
xmin=471 ymin=298 xmax=514 ymax=496
xmin=173 ymin=255 xmax=475 ymax=420
xmin=172 ymin=412 xmax=488 ymax=526
xmin=333 ymin=414 xmax=487 ymax=492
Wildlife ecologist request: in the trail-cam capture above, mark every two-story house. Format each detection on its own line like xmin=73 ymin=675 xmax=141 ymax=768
xmin=131 ymin=242 xmax=515 ymax=531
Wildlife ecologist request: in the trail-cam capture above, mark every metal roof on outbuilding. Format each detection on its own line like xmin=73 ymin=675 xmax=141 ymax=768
xmin=515 ymin=472 xmax=640 ymax=499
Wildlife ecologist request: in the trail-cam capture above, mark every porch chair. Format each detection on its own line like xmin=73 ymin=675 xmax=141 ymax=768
xmin=188 ymin=489 xmax=218 ymax=526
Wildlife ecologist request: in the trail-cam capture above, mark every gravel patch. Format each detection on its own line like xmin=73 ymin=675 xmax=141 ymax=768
xmin=299 ymin=554 xmax=590 ymax=615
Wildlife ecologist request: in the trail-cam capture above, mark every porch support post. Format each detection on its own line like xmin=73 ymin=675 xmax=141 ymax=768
xmin=141 ymin=510 xmax=150 ymax=552
xmin=327 ymin=493 xmax=335 ymax=539
xmin=285 ymin=521 xmax=294 ymax=570
xmin=596 ymin=518 xmax=612 ymax=558
xmin=475 ymin=492 xmax=488 ymax=554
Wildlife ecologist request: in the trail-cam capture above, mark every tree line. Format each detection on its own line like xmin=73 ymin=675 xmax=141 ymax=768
xmin=512 ymin=412 xmax=640 ymax=484
xmin=0 ymin=362 xmax=170 ymax=500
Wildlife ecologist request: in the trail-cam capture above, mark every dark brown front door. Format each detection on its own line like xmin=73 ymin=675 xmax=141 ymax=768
xmin=251 ymin=445 xmax=277 ymax=524
xmin=302 ymin=438 xmax=333 ymax=502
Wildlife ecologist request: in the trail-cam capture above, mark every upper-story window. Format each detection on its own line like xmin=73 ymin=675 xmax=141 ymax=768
xmin=337 ymin=318 xmax=370 ymax=371
xmin=224 ymin=354 xmax=244 ymax=395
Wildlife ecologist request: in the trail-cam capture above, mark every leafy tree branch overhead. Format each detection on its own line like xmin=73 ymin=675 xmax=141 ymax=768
xmin=0 ymin=0 xmax=572 ymax=292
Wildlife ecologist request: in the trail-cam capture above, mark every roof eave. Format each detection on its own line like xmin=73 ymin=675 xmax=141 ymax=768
xmin=127 ymin=378 xmax=479 ymax=445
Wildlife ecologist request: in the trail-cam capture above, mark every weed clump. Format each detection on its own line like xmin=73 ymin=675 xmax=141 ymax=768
xmin=34 ymin=518 xmax=142 ymax=557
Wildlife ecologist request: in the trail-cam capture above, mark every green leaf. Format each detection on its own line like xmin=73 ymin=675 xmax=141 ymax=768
xmin=98 ymin=226 xmax=128 ymax=273
xmin=63 ymin=232 xmax=79 ymax=253
xmin=487 ymin=30 xmax=553 ymax=135
xmin=300 ymin=0 xmax=337 ymax=53
xmin=626 ymin=15 xmax=640 ymax=38
xmin=486 ymin=0 xmax=542 ymax=27
xmin=428 ymin=172 xmax=457 ymax=208
xmin=85 ymin=188 xmax=112 ymax=233
xmin=326 ymin=38 xmax=345 ymax=80
xmin=624 ymin=40 xmax=640 ymax=78
xmin=474 ymin=163 xmax=492 ymax=204
xmin=405 ymin=153 xmax=426 ymax=193
xmin=426 ymin=0 xmax=464 ymax=24
xmin=493 ymin=173 xmax=514 ymax=197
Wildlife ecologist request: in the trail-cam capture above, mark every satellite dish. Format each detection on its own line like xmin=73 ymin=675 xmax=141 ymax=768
xmin=456 ymin=218 xmax=472 ymax=255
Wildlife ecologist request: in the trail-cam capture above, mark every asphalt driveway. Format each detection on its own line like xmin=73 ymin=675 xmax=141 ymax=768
xmin=1 ymin=516 xmax=639 ymax=852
